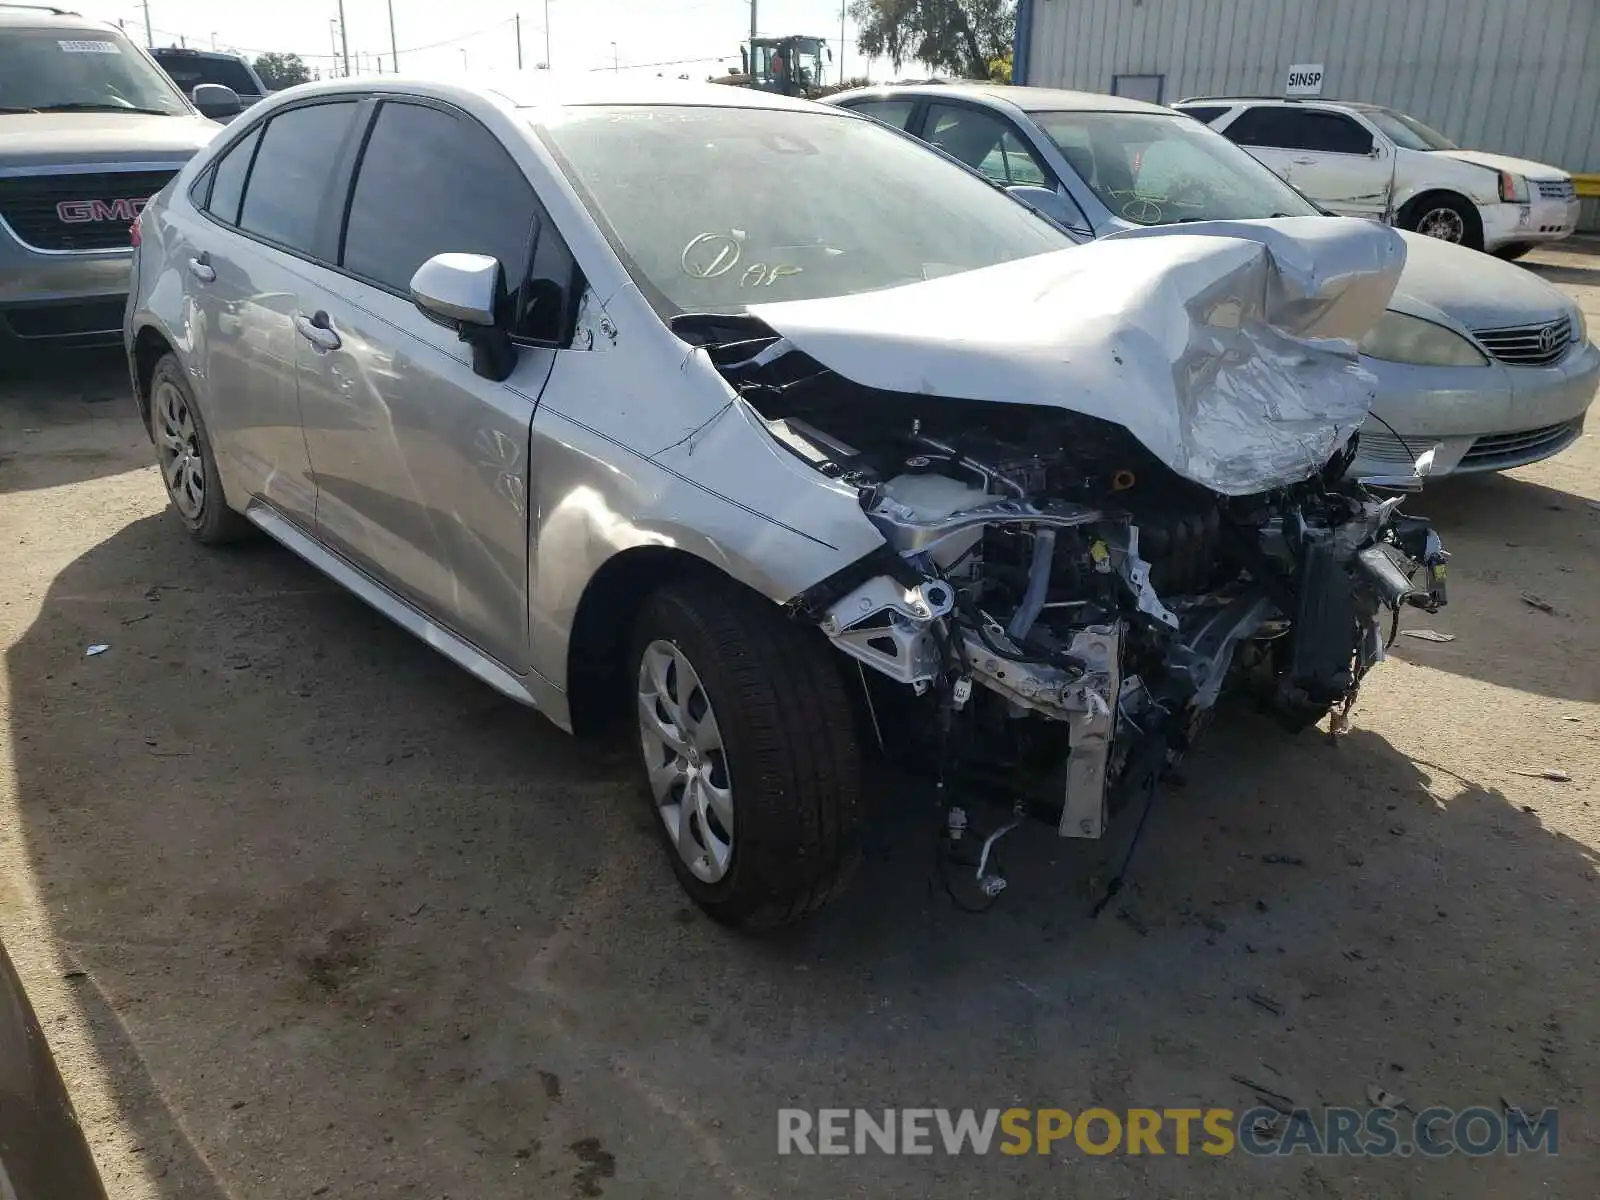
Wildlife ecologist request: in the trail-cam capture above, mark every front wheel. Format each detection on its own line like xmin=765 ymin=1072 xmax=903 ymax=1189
xmin=1401 ymin=193 xmax=1483 ymax=250
xmin=631 ymin=577 xmax=862 ymax=929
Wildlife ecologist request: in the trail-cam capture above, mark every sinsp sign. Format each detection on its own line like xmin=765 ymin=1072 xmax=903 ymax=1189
xmin=1285 ymin=63 xmax=1325 ymax=96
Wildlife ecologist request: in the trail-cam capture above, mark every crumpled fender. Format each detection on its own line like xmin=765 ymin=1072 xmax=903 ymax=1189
xmin=748 ymin=217 xmax=1406 ymax=496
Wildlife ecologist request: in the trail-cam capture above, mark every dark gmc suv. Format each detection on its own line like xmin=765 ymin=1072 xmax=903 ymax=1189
xmin=0 ymin=6 xmax=236 ymax=347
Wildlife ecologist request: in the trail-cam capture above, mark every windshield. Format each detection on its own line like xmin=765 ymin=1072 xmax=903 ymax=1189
xmin=539 ymin=105 xmax=1069 ymax=315
xmin=1030 ymin=109 xmax=1320 ymax=226
xmin=1364 ymin=107 xmax=1457 ymax=151
xmin=0 ymin=27 xmax=188 ymax=114
xmin=151 ymin=50 xmax=259 ymax=96
xmin=752 ymin=40 xmax=824 ymax=91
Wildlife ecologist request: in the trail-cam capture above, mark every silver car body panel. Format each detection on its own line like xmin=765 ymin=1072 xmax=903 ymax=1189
xmin=751 ymin=216 xmax=1405 ymax=496
xmin=130 ymin=79 xmax=891 ymax=726
xmin=129 ymin=77 xmax=1414 ymax=734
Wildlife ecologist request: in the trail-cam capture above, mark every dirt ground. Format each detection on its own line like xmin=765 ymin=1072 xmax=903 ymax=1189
xmin=1 ymin=246 xmax=1597 ymax=1200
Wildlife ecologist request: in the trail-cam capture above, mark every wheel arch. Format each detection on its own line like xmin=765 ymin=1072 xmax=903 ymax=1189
xmin=565 ymin=544 xmax=776 ymax=738
xmin=1397 ymin=189 xmax=1484 ymax=248
xmin=131 ymin=323 xmax=177 ymax=434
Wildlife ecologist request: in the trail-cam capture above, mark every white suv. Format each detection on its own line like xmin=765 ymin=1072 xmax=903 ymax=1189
xmin=1177 ymin=97 xmax=1579 ymax=258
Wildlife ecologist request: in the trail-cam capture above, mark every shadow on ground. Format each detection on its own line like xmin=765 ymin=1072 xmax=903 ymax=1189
xmin=1522 ymin=259 xmax=1600 ymax=289
xmin=5 ymin=501 xmax=1597 ymax=1198
xmin=1385 ymin=469 xmax=1600 ymax=703
xmin=1 ymin=348 xmax=142 ymax=495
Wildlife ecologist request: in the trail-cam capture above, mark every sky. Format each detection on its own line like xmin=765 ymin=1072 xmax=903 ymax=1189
xmin=73 ymin=0 xmax=902 ymax=84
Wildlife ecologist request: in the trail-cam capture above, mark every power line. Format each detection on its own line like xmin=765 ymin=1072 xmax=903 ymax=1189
xmin=149 ymin=17 xmax=516 ymax=64
xmin=590 ymin=54 xmax=730 ymax=73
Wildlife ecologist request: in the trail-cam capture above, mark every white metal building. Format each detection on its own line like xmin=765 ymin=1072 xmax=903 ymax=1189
xmin=1013 ymin=0 xmax=1600 ymax=226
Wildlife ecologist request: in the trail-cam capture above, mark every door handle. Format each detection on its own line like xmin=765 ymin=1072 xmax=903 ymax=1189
xmin=186 ymin=254 xmax=215 ymax=284
xmin=293 ymin=310 xmax=342 ymax=352
xmin=1291 ymin=157 xmax=1317 ymax=166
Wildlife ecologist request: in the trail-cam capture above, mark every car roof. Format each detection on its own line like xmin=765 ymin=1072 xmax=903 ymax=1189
xmin=828 ymin=81 xmax=1173 ymax=116
xmin=0 ymin=7 xmax=114 ymax=30
xmin=1177 ymin=96 xmax=1378 ymax=110
xmin=273 ymin=73 xmax=841 ymax=114
xmin=151 ymin=46 xmax=251 ymax=63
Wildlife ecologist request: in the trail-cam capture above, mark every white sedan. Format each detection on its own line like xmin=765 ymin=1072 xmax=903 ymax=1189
xmin=1176 ymin=96 xmax=1580 ymax=258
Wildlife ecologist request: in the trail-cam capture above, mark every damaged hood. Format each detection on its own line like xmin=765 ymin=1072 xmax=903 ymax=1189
xmin=747 ymin=217 xmax=1406 ymax=496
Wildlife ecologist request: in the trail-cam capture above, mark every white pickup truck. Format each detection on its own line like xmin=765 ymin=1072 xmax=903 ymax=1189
xmin=1176 ymin=97 xmax=1580 ymax=259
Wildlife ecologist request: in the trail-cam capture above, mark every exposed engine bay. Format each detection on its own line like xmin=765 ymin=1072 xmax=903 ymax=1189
xmin=677 ymin=306 xmax=1448 ymax=900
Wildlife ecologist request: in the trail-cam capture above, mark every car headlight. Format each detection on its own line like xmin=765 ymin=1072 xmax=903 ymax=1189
xmin=1498 ymin=171 xmax=1531 ymax=203
xmin=1360 ymin=311 xmax=1489 ymax=367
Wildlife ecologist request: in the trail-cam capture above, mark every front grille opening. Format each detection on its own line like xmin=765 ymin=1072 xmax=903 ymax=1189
xmin=0 ymin=170 xmax=176 ymax=252
xmin=1472 ymin=315 xmax=1573 ymax=367
xmin=1461 ymin=419 xmax=1581 ymax=468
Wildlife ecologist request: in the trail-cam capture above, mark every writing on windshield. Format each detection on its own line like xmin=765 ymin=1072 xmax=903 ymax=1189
xmin=539 ymin=105 xmax=1068 ymax=315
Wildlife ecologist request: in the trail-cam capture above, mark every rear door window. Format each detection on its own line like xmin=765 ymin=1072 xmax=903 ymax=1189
xmin=238 ymin=101 xmax=360 ymax=256
xmin=1223 ymin=106 xmax=1373 ymax=154
xmin=204 ymin=125 xmax=262 ymax=225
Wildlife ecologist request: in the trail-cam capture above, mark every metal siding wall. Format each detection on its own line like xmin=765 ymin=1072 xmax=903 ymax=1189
xmin=1025 ymin=0 xmax=1600 ymax=171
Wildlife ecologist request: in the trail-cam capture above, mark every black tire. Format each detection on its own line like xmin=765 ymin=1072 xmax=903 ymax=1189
xmin=1399 ymin=192 xmax=1483 ymax=251
xmin=1494 ymin=242 xmax=1535 ymax=261
xmin=148 ymin=352 xmax=251 ymax=545
xmin=630 ymin=576 xmax=863 ymax=929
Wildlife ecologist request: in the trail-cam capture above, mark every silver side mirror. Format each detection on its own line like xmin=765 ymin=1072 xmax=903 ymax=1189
xmin=410 ymin=253 xmax=501 ymax=328
xmin=192 ymin=83 xmax=241 ymax=119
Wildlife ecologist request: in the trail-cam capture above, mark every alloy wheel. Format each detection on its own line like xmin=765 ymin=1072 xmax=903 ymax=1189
xmin=154 ymin=379 xmax=205 ymax=520
xmin=638 ymin=639 xmax=734 ymax=883
xmin=1416 ymin=206 xmax=1466 ymax=242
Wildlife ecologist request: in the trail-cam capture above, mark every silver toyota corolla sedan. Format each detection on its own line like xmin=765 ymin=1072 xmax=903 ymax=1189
xmin=826 ymin=84 xmax=1598 ymax=478
xmin=126 ymin=77 xmax=1447 ymax=927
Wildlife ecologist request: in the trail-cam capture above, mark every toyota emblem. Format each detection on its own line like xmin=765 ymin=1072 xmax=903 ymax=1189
xmin=1537 ymin=323 xmax=1560 ymax=355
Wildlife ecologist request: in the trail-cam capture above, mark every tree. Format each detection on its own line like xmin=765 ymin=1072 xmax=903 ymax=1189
xmin=848 ymin=0 xmax=1014 ymax=81
xmin=252 ymin=52 xmax=311 ymax=91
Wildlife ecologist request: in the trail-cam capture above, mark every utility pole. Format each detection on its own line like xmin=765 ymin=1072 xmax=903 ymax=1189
xmin=839 ymin=0 xmax=846 ymax=85
xmin=515 ymin=12 xmax=522 ymax=69
xmin=544 ymin=0 xmax=551 ymax=69
xmin=749 ymin=0 xmax=757 ymax=49
xmin=387 ymin=0 xmax=398 ymax=73
xmin=611 ymin=40 xmax=618 ymax=73
xmin=329 ymin=18 xmax=340 ymax=75
xmin=141 ymin=0 xmax=151 ymax=46
xmin=337 ymin=0 xmax=351 ymax=80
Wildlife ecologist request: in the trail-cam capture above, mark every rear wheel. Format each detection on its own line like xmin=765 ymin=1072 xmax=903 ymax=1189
xmin=1401 ymin=193 xmax=1482 ymax=250
xmin=150 ymin=353 xmax=251 ymax=544
xmin=631 ymin=577 xmax=862 ymax=929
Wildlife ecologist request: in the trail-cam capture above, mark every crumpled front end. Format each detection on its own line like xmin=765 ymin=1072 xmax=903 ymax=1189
xmin=674 ymin=218 xmax=1444 ymax=873
xmin=745 ymin=215 xmax=1407 ymax=497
